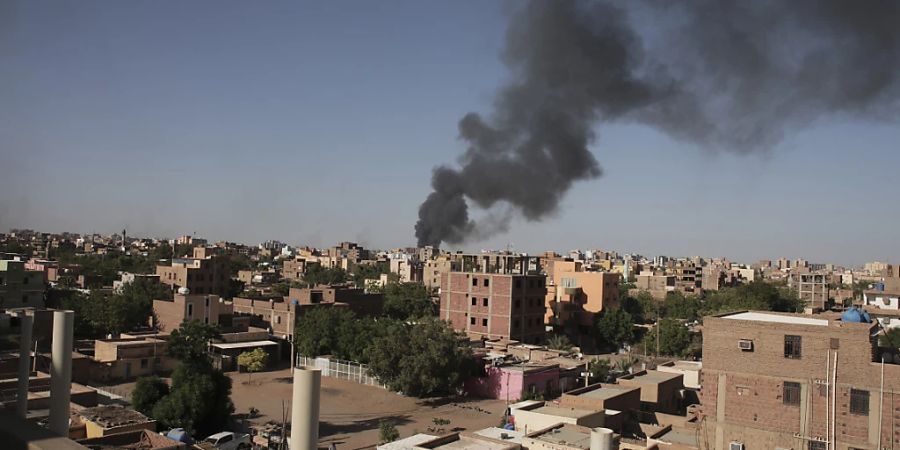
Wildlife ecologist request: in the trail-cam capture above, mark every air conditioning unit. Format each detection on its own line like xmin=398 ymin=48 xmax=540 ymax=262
xmin=738 ymin=339 xmax=754 ymax=351
xmin=730 ymin=442 xmax=744 ymax=450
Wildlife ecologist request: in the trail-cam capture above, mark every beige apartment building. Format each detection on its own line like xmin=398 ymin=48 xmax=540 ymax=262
xmin=91 ymin=337 xmax=173 ymax=381
xmin=0 ymin=259 xmax=45 ymax=308
xmin=423 ymin=257 xmax=453 ymax=292
xmin=545 ymin=260 xmax=620 ymax=327
xmin=156 ymin=247 xmax=230 ymax=296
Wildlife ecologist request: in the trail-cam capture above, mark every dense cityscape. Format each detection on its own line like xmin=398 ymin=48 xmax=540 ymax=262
xmin=4 ymin=0 xmax=900 ymax=449
xmin=2 ymin=228 xmax=899 ymax=449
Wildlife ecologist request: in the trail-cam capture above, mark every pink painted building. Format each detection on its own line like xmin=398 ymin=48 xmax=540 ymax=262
xmin=465 ymin=363 xmax=562 ymax=402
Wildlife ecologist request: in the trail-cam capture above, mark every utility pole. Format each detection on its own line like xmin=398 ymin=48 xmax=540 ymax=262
xmin=656 ymin=307 xmax=660 ymax=358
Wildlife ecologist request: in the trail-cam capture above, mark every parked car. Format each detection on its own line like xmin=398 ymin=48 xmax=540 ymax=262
xmin=201 ymin=431 xmax=251 ymax=450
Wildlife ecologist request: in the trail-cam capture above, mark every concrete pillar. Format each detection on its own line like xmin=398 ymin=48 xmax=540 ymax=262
xmin=16 ymin=312 xmax=33 ymax=419
xmin=49 ymin=310 xmax=74 ymax=436
xmin=590 ymin=427 xmax=616 ymax=450
xmin=290 ymin=369 xmax=321 ymax=450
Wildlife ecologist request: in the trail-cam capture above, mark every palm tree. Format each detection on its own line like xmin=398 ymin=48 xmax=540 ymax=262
xmin=546 ymin=335 xmax=574 ymax=352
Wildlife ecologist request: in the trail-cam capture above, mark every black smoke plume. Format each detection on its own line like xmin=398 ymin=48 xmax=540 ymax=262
xmin=415 ymin=0 xmax=900 ymax=247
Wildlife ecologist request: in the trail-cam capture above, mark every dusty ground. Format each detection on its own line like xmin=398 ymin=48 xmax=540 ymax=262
xmin=226 ymin=368 xmax=508 ymax=449
xmin=102 ymin=368 xmax=509 ymax=448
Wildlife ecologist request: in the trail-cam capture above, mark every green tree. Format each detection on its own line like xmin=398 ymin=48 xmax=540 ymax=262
xmin=546 ymin=335 xmax=574 ymax=352
xmin=644 ymin=318 xmax=690 ymax=356
xmin=151 ymin=365 xmax=234 ymax=437
xmin=594 ymin=308 xmax=635 ymax=351
xmin=588 ymin=359 xmax=611 ymax=383
xmin=702 ymin=281 xmax=803 ymax=316
xmin=663 ymin=292 xmax=700 ymax=321
xmin=237 ymin=348 xmax=269 ymax=382
xmin=148 ymin=321 xmax=234 ymax=437
xmin=382 ymin=282 xmax=435 ymax=320
xmin=351 ymin=261 xmax=391 ymax=288
xmin=880 ymin=329 xmax=900 ymax=349
xmin=271 ymin=282 xmax=291 ymax=297
xmin=131 ymin=376 xmax=170 ymax=415
xmin=366 ymin=318 xmax=474 ymax=397
xmin=303 ymin=265 xmax=348 ymax=286
xmin=378 ymin=420 xmax=400 ymax=443
xmin=621 ymin=291 xmax=658 ymax=324
xmin=165 ymin=320 xmax=220 ymax=365
xmin=294 ymin=307 xmax=355 ymax=358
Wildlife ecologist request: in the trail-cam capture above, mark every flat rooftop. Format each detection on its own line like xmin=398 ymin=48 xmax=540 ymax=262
xmin=621 ymin=370 xmax=681 ymax=384
xmin=473 ymin=427 xmax=524 ymax=444
xmin=722 ymin=311 xmax=828 ymax=327
xmin=529 ymin=424 xmax=591 ymax=448
xmin=533 ymin=405 xmax=597 ymax=419
xmin=421 ymin=437 xmax=512 ymax=450
xmin=655 ymin=428 xmax=699 ymax=447
xmin=576 ymin=385 xmax=634 ymax=400
xmin=377 ymin=433 xmax=436 ymax=449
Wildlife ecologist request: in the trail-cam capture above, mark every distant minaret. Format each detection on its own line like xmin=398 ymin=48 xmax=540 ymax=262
xmin=122 ymin=228 xmax=127 ymax=250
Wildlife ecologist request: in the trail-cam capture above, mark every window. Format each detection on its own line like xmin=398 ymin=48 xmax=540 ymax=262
xmin=483 ymin=298 xmax=488 ymax=307
xmin=22 ymin=295 xmax=28 ymax=303
xmin=808 ymin=441 xmax=826 ymax=450
xmin=471 ymin=298 xmax=477 ymax=306
xmin=473 ymin=277 xmax=478 ymax=286
xmin=140 ymin=359 xmax=148 ymax=369
xmin=830 ymin=338 xmax=840 ymax=349
xmin=483 ymin=279 xmax=489 ymax=287
xmin=187 ymin=303 xmax=193 ymax=317
xmin=514 ymin=319 xmax=520 ymax=329
xmin=515 ymin=279 xmax=521 ymax=289
xmin=205 ymin=297 xmax=210 ymax=307
xmin=850 ymin=389 xmax=869 ymax=415
xmin=784 ymin=335 xmax=802 ymax=359
xmin=482 ymin=318 xmax=488 ymax=326
xmin=514 ymin=299 xmax=521 ymax=310
xmin=783 ymin=382 xmax=801 ymax=406
xmin=470 ymin=317 xmax=476 ymax=325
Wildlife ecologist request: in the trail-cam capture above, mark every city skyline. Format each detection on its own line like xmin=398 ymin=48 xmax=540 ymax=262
xmin=2 ymin=1 xmax=899 ymax=266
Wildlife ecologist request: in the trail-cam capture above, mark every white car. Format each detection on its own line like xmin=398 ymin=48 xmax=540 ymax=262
xmin=202 ymin=431 xmax=251 ymax=450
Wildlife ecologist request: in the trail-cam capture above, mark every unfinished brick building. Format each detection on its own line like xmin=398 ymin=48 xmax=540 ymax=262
xmin=439 ymin=255 xmax=547 ymax=344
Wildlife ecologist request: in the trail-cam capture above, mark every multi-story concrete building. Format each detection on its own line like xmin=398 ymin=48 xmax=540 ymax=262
xmin=636 ymin=272 xmax=675 ymax=299
xmin=545 ymin=261 xmax=620 ymax=328
xmin=700 ymin=310 xmax=900 ymax=450
xmin=282 ymin=258 xmax=309 ymax=282
xmin=0 ymin=260 xmax=45 ymax=308
xmin=423 ymin=257 xmax=453 ymax=292
xmin=231 ymin=286 xmax=384 ymax=341
xmin=789 ymin=273 xmax=830 ymax=311
xmin=152 ymin=292 xmax=231 ymax=332
xmin=155 ymin=247 xmax=230 ymax=297
xmin=674 ymin=262 xmax=702 ymax=294
xmin=440 ymin=268 xmax=547 ymax=344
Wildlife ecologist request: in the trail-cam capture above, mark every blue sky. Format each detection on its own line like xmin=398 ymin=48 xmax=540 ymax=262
xmin=1 ymin=1 xmax=897 ymax=267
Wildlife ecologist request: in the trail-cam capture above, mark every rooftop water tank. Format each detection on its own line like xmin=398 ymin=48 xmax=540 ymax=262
xmin=841 ymin=306 xmax=871 ymax=323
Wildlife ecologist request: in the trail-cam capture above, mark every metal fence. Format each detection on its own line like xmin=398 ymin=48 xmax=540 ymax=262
xmin=295 ymin=356 xmax=386 ymax=389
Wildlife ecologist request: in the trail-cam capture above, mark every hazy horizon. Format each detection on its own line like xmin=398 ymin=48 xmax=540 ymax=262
xmin=2 ymin=1 xmax=899 ymax=267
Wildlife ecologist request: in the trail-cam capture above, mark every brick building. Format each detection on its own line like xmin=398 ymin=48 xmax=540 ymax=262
xmin=155 ymin=247 xmax=230 ymax=297
xmin=439 ymin=271 xmax=547 ymax=344
xmin=282 ymin=258 xmax=309 ymax=282
xmin=0 ymin=259 xmax=45 ymax=308
xmin=700 ymin=310 xmax=900 ymax=450
xmin=231 ymin=285 xmax=384 ymax=341
xmin=152 ymin=292 xmax=231 ymax=332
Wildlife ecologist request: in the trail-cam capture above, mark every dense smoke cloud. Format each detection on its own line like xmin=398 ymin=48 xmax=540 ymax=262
xmin=415 ymin=0 xmax=900 ymax=247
